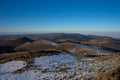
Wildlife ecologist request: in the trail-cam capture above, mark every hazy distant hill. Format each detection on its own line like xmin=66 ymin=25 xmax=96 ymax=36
xmin=0 ymin=33 xmax=120 ymax=54
xmin=0 ymin=37 xmax=33 ymax=53
xmin=0 ymin=37 xmax=33 ymax=47
xmin=83 ymin=37 xmax=120 ymax=52
xmin=25 ymin=33 xmax=93 ymax=42
xmin=15 ymin=39 xmax=56 ymax=52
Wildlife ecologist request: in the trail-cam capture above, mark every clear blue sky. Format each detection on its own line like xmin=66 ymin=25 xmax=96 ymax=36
xmin=0 ymin=0 xmax=120 ymax=34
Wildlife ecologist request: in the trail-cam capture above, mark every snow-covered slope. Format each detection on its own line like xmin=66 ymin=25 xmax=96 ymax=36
xmin=0 ymin=61 xmax=26 ymax=80
xmin=0 ymin=54 xmax=119 ymax=80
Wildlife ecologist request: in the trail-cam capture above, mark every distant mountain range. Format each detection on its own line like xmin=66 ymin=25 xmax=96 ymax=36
xmin=0 ymin=33 xmax=120 ymax=54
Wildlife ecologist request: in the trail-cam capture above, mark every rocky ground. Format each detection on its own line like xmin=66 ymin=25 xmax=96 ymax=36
xmin=0 ymin=53 xmax=120 ymax=80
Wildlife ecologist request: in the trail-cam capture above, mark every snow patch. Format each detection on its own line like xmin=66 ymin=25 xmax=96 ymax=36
xmin=0 ymin=54 xmax=118 ymax=80
xmin=0 ymin=61 xmax=26 ymax=76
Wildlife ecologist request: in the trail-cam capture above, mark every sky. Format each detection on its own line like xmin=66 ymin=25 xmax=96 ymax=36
xmin=0 ymin=0 xmax=120 ymax=37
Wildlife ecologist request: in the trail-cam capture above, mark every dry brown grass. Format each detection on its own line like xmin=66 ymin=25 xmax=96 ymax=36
xmin=0 ymin=52 xmax=32 ymax=64
xmin=56 ymin=43 xmax=77 ymax=50
xmin=15 ymin=40 xmax=56 ymax=52
xmin=56 ymin=42 xmax=96 ymax=55
xmin=0 ymin=49 xmax=63 ymax=64
xmin=82 ymin=37 xmax=120 ymax=52
xmin=74 ymin=47 xmax=96 ymax=55
xmin=92 ymin=53 xmax=120 ymax=80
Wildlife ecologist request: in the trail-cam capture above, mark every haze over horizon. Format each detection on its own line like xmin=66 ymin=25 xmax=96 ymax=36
xmin=0 ymin=0 xmax=120 ymax=38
